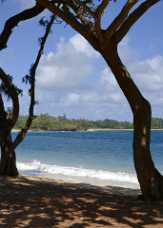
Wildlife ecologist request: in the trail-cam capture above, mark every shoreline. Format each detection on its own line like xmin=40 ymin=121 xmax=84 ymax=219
xmin=87 ymin=128 xmax=163 ymax=131
xmin=1 ymin=176 xmax=163 ymax=227
xmin=12 ymin=128 xmax=163 ymax=132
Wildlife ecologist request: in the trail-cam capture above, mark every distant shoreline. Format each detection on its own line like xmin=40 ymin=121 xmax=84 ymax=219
xmin=87 ymin=128 xmax=163 ymax=131
xmin=87 ymin=128 xmax=133 ymax=131
xmin=15 ymin=115 xmax=163 ymax=132
xmin=12 ymin=128 xmax=163 ymax=132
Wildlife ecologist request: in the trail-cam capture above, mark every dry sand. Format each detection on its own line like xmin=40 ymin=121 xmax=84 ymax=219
xmin=0 ymin=176 xmax=163 ymax=227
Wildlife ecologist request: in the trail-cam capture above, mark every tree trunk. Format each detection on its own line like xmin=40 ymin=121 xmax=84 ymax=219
xmin=102 ymin=43 xmax=163 ymax=200
xmin=0 ymin=94 xmax=18 ymax=177
xmin=133 ymin=99 xmax=163 ymax=200
xmin=0 ymin=134 xmax=18 ymax=177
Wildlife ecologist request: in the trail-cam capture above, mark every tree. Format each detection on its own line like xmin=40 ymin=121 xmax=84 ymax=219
xmin=0 ymin=0 xmax=45 ymax=176
xmin=0 ymin=3 xmax=55 ymax=176
xmin=37 ymin=0 xmax=162 ymax=200
xmin=0 ymin=2 xmax=44 ymax=51
xmin=0 ymin=71 xmax=20 ymax=176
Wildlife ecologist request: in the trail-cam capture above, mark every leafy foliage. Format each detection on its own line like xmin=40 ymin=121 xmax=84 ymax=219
xmin=0 ymin=75 xmax=22 ymax=97
xmin=15 ymin=114 xmax=132 ymax=130
xmin=15 ymin=115 xmax=163 ymax=131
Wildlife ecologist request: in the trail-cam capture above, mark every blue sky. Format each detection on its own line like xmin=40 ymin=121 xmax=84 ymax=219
xmin=0 ymin=0 xmax=163 ymax=121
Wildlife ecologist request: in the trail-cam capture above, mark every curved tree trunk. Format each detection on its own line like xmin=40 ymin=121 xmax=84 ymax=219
xmin=0 ymin=94 xmax=18 ymax=177
xmin=102 ymin=43 xmax=163 ymax=200
xmin=0 ymin=135 xmax=18 ymax=177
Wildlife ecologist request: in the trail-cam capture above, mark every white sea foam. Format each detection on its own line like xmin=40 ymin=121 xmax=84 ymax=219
xmin=17 ymin=160 xmax=138 ymax=187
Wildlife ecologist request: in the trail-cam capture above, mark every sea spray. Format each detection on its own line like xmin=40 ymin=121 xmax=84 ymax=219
xmin=17 ymin=160 xmax=138 ymax=187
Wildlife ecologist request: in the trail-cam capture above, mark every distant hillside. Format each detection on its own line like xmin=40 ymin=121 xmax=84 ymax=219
xmin=15 ymin=114 xmax=163 ymax=131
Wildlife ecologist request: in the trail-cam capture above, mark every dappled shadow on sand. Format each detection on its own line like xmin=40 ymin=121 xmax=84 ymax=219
xmin=0 ymin=176 xmax=163 ymax=227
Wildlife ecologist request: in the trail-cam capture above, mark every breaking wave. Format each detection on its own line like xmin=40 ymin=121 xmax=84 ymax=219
xmin=17 ymin=160 xmax=138 ymax=187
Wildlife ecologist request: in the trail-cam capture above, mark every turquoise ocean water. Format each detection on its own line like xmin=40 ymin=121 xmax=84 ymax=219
xmin=13 ymin=130 xmax=163 ymax=189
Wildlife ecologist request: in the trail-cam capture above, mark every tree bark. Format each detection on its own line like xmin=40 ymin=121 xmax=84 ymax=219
xmin=102 ymin=42 xmax=163 ymax=200
xmin=0 ymin=135 xmax=18 ymax=177
xmin=0 ymin=94 xmax=18 ymax=177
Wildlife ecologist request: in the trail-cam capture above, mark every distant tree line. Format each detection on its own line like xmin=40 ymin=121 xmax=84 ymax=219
xmin=14 ymin=114 xmax=163 ymax=131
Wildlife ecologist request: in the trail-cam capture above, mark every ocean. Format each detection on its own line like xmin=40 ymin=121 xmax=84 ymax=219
xmin=13 ymin=130 xmax=163 ymax=189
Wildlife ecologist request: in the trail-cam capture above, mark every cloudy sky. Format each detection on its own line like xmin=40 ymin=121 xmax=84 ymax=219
xmin=0 ymin=0 xmax=163 ymax=120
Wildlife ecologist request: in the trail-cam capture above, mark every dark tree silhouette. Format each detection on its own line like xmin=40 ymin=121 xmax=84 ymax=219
xmin=0 ymin=6 xmax=55 ymax=176
xmin=0 ymin=2 xmax=44 ymax=50
xmin=0 ymin=70 xmax=20 ymax=176
xmin=37 ymin=0 xmax=162 ymax=200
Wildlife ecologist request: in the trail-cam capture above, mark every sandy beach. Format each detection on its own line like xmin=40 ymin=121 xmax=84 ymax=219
xmin=0 ymin=176 xmax=163 ymax=227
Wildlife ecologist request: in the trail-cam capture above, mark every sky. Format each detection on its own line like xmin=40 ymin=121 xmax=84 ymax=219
xmin=0 ymin=0 xmax=163 ymax=121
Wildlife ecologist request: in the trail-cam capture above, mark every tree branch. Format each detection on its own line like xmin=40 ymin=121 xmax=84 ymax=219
xmin=0 ymin=68 xmax=19 ymax=133
xmin=0 ymin=93 xmax=7 ymax=141
xmin=115 ymin=0 xmax=161 ymax=43
xmin=105 ymin=0 xmax=138 ymax=38
xmin=13 ymin=15 xmax=55 ymax=148
xmin=37 ymin=0 xmax=100 ymax=50
xmin=94 ymin=0 xmax=109 ymax=41
xmin=0 ymin=2 xmax=44 ymax=50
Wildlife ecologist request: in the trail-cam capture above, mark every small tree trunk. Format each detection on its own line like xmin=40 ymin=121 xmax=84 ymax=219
xmin=102 ymin=43 xmax=163 ymax=200
xmin=0 ymin=94 xmax=18 ymax=177
xmin=0 ymin=134 xmax=18 ymax=177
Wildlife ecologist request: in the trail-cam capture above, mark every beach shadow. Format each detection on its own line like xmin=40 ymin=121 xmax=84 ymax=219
xmin=0 ymin=176 xmax=163 ymax=227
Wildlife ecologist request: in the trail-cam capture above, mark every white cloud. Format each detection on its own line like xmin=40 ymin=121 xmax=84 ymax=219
xmin=37 ymin=34 xmax=98 ymax=90
xmin=64 ymin=93 xmax=80 ymax=106
xmin=132 ymin=56 xmax=163 ymax=92
xmin=35 ymin=33 xmax=163 ymax=120
xmin=69 ymin=35 xmax=99 ymax=58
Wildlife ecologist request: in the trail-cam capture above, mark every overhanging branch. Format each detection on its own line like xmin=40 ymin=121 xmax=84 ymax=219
xmin=105 ymin=0 xmax=138 ymax=38
xmin=94 ymin=0 xmax=109 ymax=41
xmin=13 ymin=15 xmax=55 ymax=148
xmin=37 ymin=0 xmax=99 ymax=50
xmin=0 ymin=2 xmax=44 ymax=50
xmin=115 ymin=0 xmax=160 ymax=43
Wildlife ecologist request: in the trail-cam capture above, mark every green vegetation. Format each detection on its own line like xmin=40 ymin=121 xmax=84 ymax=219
xmin=14 ymin=114 xmax=163 ymax=131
